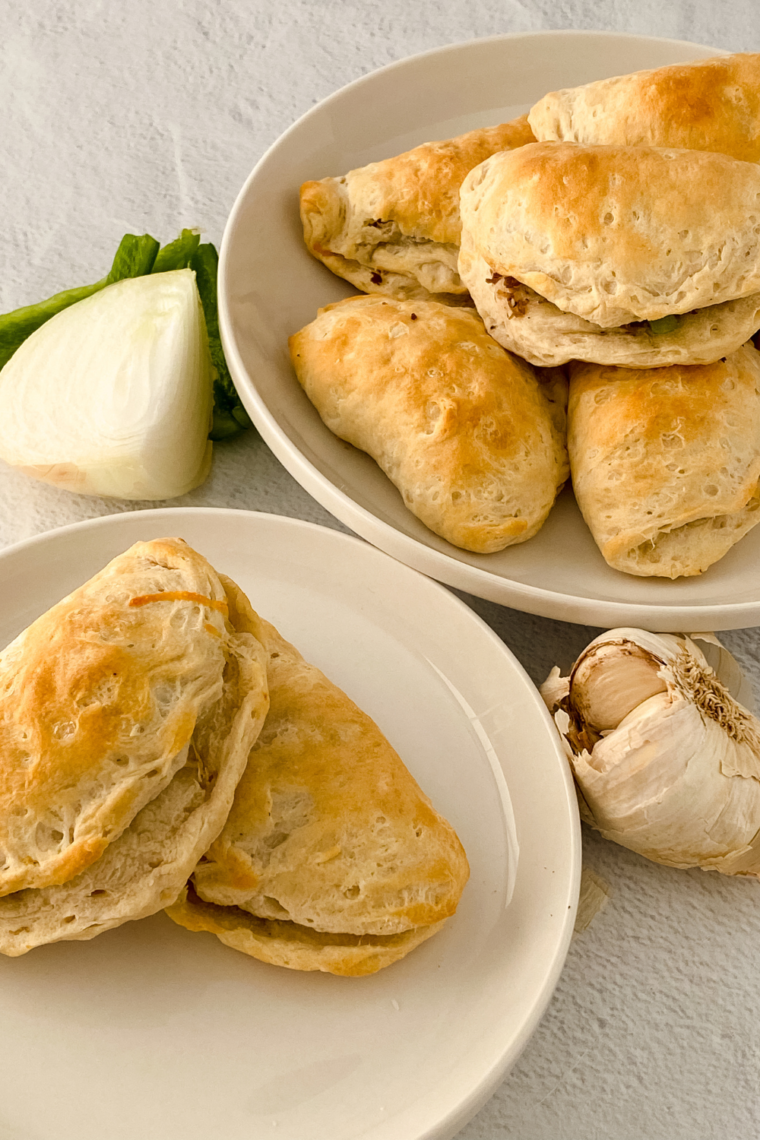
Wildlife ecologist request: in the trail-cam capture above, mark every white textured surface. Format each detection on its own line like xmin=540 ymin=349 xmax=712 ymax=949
xmin=1 ymin=3 xmax=759 ymax=1138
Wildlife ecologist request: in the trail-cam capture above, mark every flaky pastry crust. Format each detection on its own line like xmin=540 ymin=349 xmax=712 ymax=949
xmin=289 ymin=295 xmax=568 ymax=553
xmin=459 ymin=142 xmax=760 ymax=327
xmin=168 ymin=886 xmax=444 ymax=977
xmin=300 ymin=116 xmax=534 ymax=301
xmin=459 ymin=228 xmax=760 ymax=368
xmin=0 ymin=541 xmax=270 ymax=954
xmin=529 ymin=52 xmax=760 ymax=162
xmin=167 ymin=620 xmax=468 ymax=974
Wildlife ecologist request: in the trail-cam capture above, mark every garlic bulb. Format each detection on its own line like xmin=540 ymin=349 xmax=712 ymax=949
xmin=541 ymin=628 xmax=760 ymax=876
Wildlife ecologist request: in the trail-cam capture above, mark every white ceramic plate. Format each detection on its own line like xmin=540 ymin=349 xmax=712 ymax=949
xmin=0 ymin=508 xmax=579 ymax=1140
xmin=217 ymin=31 xmax=760 ymax=633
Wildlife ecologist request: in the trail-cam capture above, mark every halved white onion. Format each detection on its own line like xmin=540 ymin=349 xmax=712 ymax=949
xmin=0 ymin=269 xmax=212 ymax=500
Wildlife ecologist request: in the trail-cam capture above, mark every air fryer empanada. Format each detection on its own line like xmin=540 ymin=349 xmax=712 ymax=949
xmin=568 ymin=346 xmax=760 ymax=578
xmin=300 ymin=116 xmax=534 ymax=302
xmin=0 ymin=540 xmax=269 ymax=954
xmin=167 ymin=620 xmax=469 ymax=976
xmin=459 ymin=142 xmax=760 ymax=329
xmin=289 ymin=296 xmax=568 ymax=554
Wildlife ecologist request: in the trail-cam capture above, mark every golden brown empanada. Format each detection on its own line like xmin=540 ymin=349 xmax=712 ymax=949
xmin=529 ymin=53 xmax=760 ymax=162
xmin=460 ymin=142 xmax=760 ymax=327
xmin=289 ymin=295 xmax=568 ymax=554
xmin=0 ymin=539 xmax=269 ymax=955
xmin=300 ymin=116 xmax=534 ymax=302
xmin=167 ymin=620 xmax=469 ymax=976
xmin=458 ymin=141 xmax=760 ymax=366
xmin=568 ymin=345 xmax=760 ymax=578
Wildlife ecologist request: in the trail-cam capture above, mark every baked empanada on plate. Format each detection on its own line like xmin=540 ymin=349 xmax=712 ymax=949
xmin=167 ymin=620 xmax=470 ymax=976
xmin=568 ymin=345 xmax=760 ymax=578
xmin=0 ymin=538 xmax=269 ymax=955
xmin=289 ymin=295 xmax=568 ymax=554
xmin=458 ymin=141 xmax=760 ymax=366
xmin=300 ymin=115 xmax=534 ymax=302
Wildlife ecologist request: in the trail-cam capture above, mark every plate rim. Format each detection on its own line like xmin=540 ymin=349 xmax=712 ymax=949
xmin=0 ymin=505 xmax=581 ymax=1140
xmin=216 ymin=29 xmax=759 ymax=634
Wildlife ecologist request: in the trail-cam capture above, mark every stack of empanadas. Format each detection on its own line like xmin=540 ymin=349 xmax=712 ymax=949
xmin=0 ymin=538 xmax=270 ymax=955
xmin=296 ymin=50 xmax=760 ymax=579
xmin=0 ymin=540 xmax=469 ymax=974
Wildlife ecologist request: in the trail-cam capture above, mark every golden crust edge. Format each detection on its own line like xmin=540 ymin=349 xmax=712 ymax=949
xmin=166 ymin=886 xmax=446 ymax=976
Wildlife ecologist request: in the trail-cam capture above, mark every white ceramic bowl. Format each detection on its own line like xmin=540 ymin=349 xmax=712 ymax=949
xmin=218 ymin=31 xmax=756 ymax=632
xmin=0 ymin=509 xmax=579 ymax=1140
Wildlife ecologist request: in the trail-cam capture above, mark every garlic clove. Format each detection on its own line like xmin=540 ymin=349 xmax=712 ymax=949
xmin=570 ymin=641 xmax=667 ymax=732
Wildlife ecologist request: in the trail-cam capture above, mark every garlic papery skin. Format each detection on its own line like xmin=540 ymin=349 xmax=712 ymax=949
xmin=0 ymin=269 xmax=212 ymax=500
xmin=540 ymin=628 xmax=760 ymax=876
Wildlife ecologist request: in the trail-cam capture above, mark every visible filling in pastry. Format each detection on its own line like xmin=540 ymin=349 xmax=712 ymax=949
xmin=485 ymin=269 xmax=703 ymax=336
xmin=350 ymin=219 xmax=461 ymax=293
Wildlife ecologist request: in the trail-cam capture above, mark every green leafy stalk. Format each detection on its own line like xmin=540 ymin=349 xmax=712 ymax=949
xmin=151 ymin=228 xmax=201 ymax=274
xmin=190 ymin=243 xmax=252 ymax=440
xmin=105 ymin=233 xmax=160 ymax=282
xmin=0 ymin=228 xmax=250 ymax=440
xmin=0 ymin=233 xmax=159 ymax=371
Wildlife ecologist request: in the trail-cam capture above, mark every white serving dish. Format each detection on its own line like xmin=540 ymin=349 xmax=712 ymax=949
xmin=0 ymin=508 xmax=579 ymax=1140
xmin=216 ymin=31 xmax=760 ymax=633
